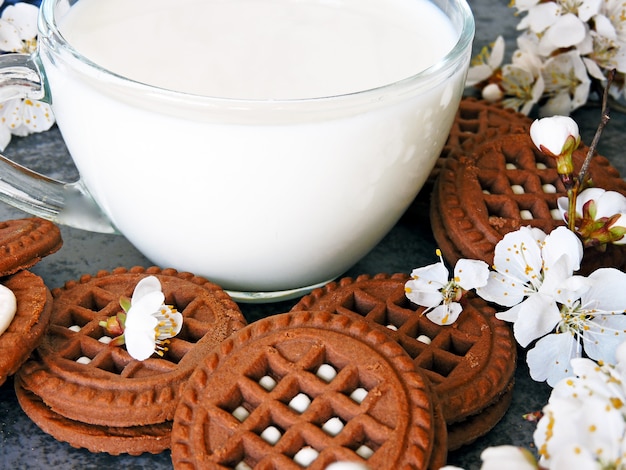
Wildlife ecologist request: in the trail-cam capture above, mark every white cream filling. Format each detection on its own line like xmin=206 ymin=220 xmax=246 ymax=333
xmin=0 ymin=284 xmax=17 ymax=336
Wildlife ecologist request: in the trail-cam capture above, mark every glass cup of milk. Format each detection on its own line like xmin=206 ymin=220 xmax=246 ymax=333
xmin=0 ymin=0 xmax=474 ymax=301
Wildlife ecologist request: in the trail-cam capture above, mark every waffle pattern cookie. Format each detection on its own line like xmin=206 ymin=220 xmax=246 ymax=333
xmin=171 ymin=310 xmax=447 ymax=469
xmin=292 ymin=274 xmax=516 ymax=450
xmin=431 ymin=133 xmax=626 ymax=273
xmin=0 ymin=217 xmax=63 ymax=276
xmin=15 ymin=266 xmax=247 ymax=455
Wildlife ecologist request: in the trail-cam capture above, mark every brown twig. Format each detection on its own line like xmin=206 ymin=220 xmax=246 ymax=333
xmin=577 ymin=69 xmax=614 ymax=187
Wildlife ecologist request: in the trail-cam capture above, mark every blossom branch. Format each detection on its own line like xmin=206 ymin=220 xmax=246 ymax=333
xmin=577 ymin=69 xmax=614 ymax=189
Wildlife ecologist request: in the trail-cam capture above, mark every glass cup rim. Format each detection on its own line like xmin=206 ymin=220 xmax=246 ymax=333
xmin=39 ymin=0 xmax=475 ymax=105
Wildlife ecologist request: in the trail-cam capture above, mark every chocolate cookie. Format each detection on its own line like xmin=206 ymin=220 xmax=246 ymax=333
xmin=0 ymin=270 xmax=52 ymax=386
xmin=0 ymin=217 xmax=62 ymax=276
xmin=16 ymin=266 xmax=247 ymax=454
xmin=171 ymin=310 xmax=447 ymax=469
xmin=292 ymin=274 xmax=516 ymax=450
xmin=431 ymin=132 xmax=626 ymax=273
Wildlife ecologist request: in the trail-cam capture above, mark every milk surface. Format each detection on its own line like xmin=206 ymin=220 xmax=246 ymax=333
xmin=58 ymin=0 xmax=457 ymax=99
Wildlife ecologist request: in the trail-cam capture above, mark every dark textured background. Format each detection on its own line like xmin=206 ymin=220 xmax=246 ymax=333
xmin=1 ymin=0 xmax=625 ymax=467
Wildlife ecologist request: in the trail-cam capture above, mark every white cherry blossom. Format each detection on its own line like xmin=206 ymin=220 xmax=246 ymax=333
xmin=476 ymin=226 xmax=583 ymax=347
xmin=0 ymin=2 xmax=54 ymax=149
xmin=405 ymin=250 xmax=489 ymax=326
xmin=526 ymin=268 xmax=626 ymax=386
xmin=540 ymin=50 xmax=591 ymax=115
xmin=119 ymin=276 xmax=183 ymax=361
xmin=500 ymin=64 xmax=545 ymax=115
xmin=534 ymin=345 xmax=626 ymax=468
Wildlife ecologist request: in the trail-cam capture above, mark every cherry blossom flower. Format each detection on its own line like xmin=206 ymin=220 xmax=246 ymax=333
xmin=534 ymin=343 xmax=626 ymax=468
xmin=99 ymin=276 xmax=183 ymax=361
xmin=0 ymin=1 xmax=54 ymax=150
xmin=557 ymin=187 xmax=626 ymax=246
xmin=540 ymin=50 xmax=591 ymax=116
xmin=500 ymin=64 xmax=545 ymax=114
xmin=405 ymin=250 xmax=489 ymax=326
xmin=466 ymin=0 xmax=626 ymax=114
xmin=475 ymin=226 xmax=583 ymax=348
xmin=526 ymin=267 xmax=626 ymax=385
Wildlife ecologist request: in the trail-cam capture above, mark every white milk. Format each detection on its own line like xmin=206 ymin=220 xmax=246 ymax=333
xmin=40 ymin=0 xmax=468 ymax=293
xmin=58 ymin=0 xmax=456 ymax=99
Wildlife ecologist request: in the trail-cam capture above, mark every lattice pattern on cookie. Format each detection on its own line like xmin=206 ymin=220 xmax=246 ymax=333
xmin=209 ymin=345 xmax=392 ymax=468
xmin=429 ymin=97 xmax=531 ymax=184
xmin=476 ymin=138 xmax=566 ymax=232
xmin=293 ymin=274 xmax=516 ymax=425
xmin=46 ymin=276 xmax=218 ymax=374
xmin=172 ymin=311 xmax=437 ymax=470
xmin=18 ymin=266 xmax=246 ymax=427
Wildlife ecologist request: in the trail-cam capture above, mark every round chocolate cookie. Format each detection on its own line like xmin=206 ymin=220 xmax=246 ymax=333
xmin=0 ymin=217 xmax=63 ymax=276
xmin=16 ymin=266 xmax=247 ymax=454
xmin=171 ymin=310 xmax=447 ymax=469
xmin=292 ymin=274 xmax=516 ymax=451
xmin=431 ymin=132 xmax=626 ymax=273
xmin=0 ymin=270 xmax=52 ymax=386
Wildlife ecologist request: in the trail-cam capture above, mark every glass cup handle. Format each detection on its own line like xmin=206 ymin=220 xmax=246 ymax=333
xmin=0 ymin=53 xmax=116 ymax=233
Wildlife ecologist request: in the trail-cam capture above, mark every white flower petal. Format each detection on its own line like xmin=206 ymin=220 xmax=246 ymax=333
xmin=544 ymin=14 xmax=588 ymax=49
xmin=584 ymin=315 xmax=626 ymax=363
xmin=495 ymin=301 xmax=524 ymax=323
xmin=125 ymin=326 xmax=158 ymax=361
xmin=466 ymin=64 xmax=494 ymax=86
xmin=542 ymin=226 xmax=583 ymax=273
xmin=20 ymin=99 xmax=54 ymax=133
xmin=550 ymin=442 xmax=605 ymax=469
xmin=409 ymin=261 xmax=448 ymax=286
xmin=518 ymin=2 xmax=560 ymax=33
xmin=492 ymin=226 xmax=544 ymax=285
xmin=455 ymin=258 xmax=490 ymax=290
xmin=595 ymin=190 xmax=626 ymax=218
xmin=2 ymin=3 xmax=39 ymax=40
xmin=513 ymin=293 xmax=561 ymax=347
xmin=405 ymin=278 xmax=444 ymax=308
xmin=578 ymin=0 xmax=602 ymax=22
xmin=131 ymin=276 xmax=164 ymax=304
xmin=477 ymin=271 xmax=528 ymax=307
xmin=586 ymin=268 xmax=626 ymax=311
xmin=527 ymin=333 xmax=579 ymax=386
xmin=426 ymin=302 xmax=462 ymax=326
xmin=0 ymin=19 xmax=24 ymax=52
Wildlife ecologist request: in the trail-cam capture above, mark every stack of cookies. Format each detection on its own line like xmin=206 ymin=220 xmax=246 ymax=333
xmin=14 ymin=266 xmax=248 ymax=455
xmin=0 ymin=217 xmax=63 ymax=386
xmin=292 ymin=274 xmax=516 ymax=451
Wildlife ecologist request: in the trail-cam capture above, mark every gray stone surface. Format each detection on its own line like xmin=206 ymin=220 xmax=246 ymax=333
xmin=1 ymin=0 xmax=625 ymax=467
